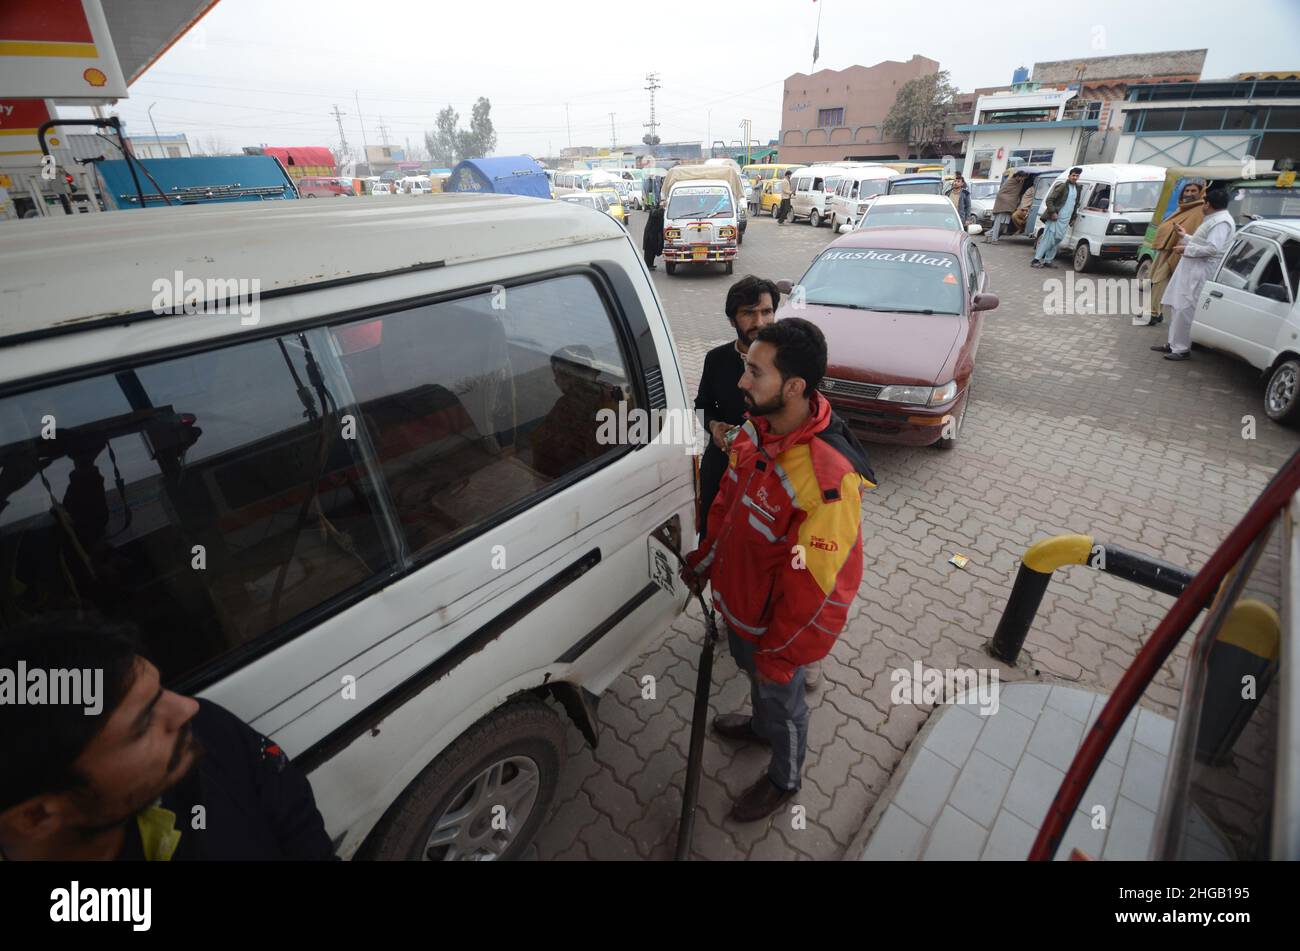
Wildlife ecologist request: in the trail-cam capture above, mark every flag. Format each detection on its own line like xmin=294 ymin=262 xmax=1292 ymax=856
xmin=812 ymin=0 xmax=821 ymax=65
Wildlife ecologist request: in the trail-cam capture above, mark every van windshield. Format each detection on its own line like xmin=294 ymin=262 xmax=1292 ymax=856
xmin=667 ymin=189 xmax=734 ymax=219
xmin=858 ymin=180 xmax=889 ymax=198
xmin=1114 ymin=181 xmax=1161 ymax=214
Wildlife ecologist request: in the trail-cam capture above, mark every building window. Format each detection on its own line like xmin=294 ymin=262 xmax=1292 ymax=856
xmin=166 ymin=147 xmax=182 ymax=158
xmin=1142 ymin=110 xmax=1183 ymax=132
xmin=1182 ymin=109 xmax=1226 ymax=131
xmin=1266 ymin=107 xmax=1300 ymax=130
xmin=1009 ymin=148 xmax=1055 ymax=167
xmin=971 ymin=149 xmax=995 ymax=179
xmin=817 ymin=108 xmax=844 ymax=129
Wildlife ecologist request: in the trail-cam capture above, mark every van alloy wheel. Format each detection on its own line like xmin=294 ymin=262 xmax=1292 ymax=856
xmin=422 ymin=755 xmax=541 ymax=861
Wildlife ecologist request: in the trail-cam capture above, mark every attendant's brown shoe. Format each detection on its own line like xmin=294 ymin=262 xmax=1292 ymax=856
xmin=712 ymin=713 xmax=769 ymax=745
xmin=730 ymin=775 xmax=797 ymax=823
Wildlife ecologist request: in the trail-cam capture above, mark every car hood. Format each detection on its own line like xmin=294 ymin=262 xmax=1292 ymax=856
xmin=791 ymin=303 xmax=964 ymax=386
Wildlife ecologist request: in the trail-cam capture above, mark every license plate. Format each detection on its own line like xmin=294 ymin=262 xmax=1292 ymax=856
xmin=692 ymin=247 xmax=707 ymax=260
xmin=648 ymin=535 xmax=677 ymax=596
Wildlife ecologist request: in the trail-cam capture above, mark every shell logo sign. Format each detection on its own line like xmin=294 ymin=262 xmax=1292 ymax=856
xmin=0 ymin=0 xmax=127 ymax=101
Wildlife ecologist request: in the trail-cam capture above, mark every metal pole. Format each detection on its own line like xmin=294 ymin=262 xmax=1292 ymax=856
xmin=147 ymin=102 xmax=162 ymax=157
xmin=355 ymin=91 xmax=371 ymax=172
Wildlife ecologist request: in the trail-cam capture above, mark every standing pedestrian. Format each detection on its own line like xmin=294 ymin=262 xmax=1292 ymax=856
xmin=1031 ymin=167 xmax=1083 ymax=268
xmin=949 ymin=174 xmax=971 ymax=225
xmin=776 ymin=170 xmax=793 ymax=224
xmin=987 ymin=170 xmax=1023 ymax=243
xmin=683 ymin=318 xmax=876 ymax=820
xmin=643 ymin=202 xmax=665 ymax=271
xmin=1147 ymin=179 xmax=1206 ymax=325
xmin=748 ymin=178 xmax=761 ymax=216
xmin=1151 ymin=186 xmax=1235 ymax=362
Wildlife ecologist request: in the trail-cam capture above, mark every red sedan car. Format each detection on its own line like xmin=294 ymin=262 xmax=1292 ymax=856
xmin=777 ymin=227 xmax=999 ymax=448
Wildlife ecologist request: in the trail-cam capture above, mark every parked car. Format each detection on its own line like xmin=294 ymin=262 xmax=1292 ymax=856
xmin=1041 ymin=163 xmax=1168 ymax=271
xmin=886 ymin=173 xmax=946 ymax=197
xmin=855 ymin=194 xmax=969 ymax=234
xmin=0 ymin=195 xmax=696 ymax=861
xmin=1190 ymin=219 xmax=1300 ymax=424
xmin=958 ymin=178 xmax=1000 ymax=230
xmin=789 ymin=164 xmax=852 ymax=228
xmin=828 ymin=165 xmax=899 ymax=231
xmin=589 ymin=187 xmax=628 ymax=226
xmin=297 ymin=176 xmax=354 ymax=197
xmin=775 ymin=225 xmax=998 ymax=449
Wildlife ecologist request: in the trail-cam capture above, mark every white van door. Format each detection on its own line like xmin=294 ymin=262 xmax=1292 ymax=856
xmin=1196 ymin=234 xmax=1294 ymax=368
xmin=791 ymin=174 xmax=812 ymax=219
xmin=1067 ymin=180 xmax=1109 ymax=254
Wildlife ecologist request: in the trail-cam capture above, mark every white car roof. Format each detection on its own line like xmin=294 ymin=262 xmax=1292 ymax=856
xmin=1244 ymin=218 xmax=1300 ymax=239
xmin=868 ymin=194 xmax=955 ymax=208
xmin=1058 ymin=163 xmax=1169 ymax=182
xmin=0 ymin=194 xmax=624 ymax=345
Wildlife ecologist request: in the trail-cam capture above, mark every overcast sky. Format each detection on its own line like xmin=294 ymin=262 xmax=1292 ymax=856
xmin=103 ymin=0 xmax=1300 ymax=160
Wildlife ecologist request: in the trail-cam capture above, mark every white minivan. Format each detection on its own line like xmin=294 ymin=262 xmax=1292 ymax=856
xmin=828 ymin=165 xmax=899 ymax=231
xmin=1048 ymin=163 xmax=1167 ymax=272
xmin=0 ymin=194 xmax=698 ymax=860
xmin=789 ymin=164 xmax=852 ymax=228
xmin=1191 ymin=219 xmax=1300 ymax=424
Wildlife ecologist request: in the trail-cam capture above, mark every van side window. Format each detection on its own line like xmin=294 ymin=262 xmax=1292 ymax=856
xmin=1087 ymin=184 xmax=1111 ymax=210
xmin=332 ymin=273 xmax=637 ymax=561
xmin=0 ymin=335 xmax=397 ymax=683
xmin=850 ymin=181 xmax=859 ymax=199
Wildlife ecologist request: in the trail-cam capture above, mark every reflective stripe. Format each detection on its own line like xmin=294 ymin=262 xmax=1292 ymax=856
xmin=741 ymin=420 xmax=760 ymax=447
xmin=727 ymin=467 xmax=738 ymax=482
xmin=742 ymin=494 xmax=775 ymax=522
xmin=693 ymin=548 xmax=715 ymax=574
xmin=747 ymin=512 xmax=779 ymax=543
xmin=812 ymin=620 xmax=839 ymax=636
xmin=772 ymin=461 xmax=796 ymax=503
xmin=714 ymin=591 xmax=767 ymax=635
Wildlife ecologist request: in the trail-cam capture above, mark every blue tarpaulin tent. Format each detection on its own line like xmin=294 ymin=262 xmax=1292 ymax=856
xmin=443 ymin=156 xmax=550 ymax=198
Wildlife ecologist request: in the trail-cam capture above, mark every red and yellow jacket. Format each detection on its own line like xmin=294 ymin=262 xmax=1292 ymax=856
xmin=686 ymin=392 xmax=875 ymax=683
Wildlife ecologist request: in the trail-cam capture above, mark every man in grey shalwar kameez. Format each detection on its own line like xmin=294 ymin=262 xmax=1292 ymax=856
xmin=1031 ymin=167 xmax=1082 ymax=268
xmin=1151 ymin=187 xmax=1236 ymax=362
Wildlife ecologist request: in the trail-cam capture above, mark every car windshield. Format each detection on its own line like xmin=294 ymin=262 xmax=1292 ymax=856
xmin=800 ymin=248 xmax=964 ymax=314
xmin=890 ymin=181 xmax=943 ymax=195
xmin=563 ymin=196 xmax=597 ymax=208
xmin=1114 ymin=181 xmax=1162 ymax=214
xmin=970 ymin=182 xmax=999 ymax=199
xmin=1231 ymin=187 xmax=1300 ymax=223
xmin=861 ymin=205 xmax=961 ymax=231
xmin=667 ymin=188 xmax=733 ymax=219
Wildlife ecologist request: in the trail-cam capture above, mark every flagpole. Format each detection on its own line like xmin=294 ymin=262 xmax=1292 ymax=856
xmin=812 ymin=0 xmax=823 ymax=73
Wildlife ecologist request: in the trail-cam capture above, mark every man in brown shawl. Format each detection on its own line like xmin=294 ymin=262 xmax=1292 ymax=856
xmin=1147 ymin=179 xmax=1207 ymax=324
xmin=986 ymin=170 xmax=1025 ymax=243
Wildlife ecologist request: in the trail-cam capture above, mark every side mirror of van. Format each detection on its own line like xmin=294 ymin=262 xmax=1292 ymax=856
xmin=776 ymin=280 xmax=794 ymax=295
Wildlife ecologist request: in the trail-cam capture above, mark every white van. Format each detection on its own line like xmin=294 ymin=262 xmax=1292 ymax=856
xmin=553 ymin=170 xmax=594 ymax=196
xmin=0 ymin=195 xmax=697 ymax=860
xmin=660 ymin=175 xmax=739 ymax=275
xmin=789 ymin=164 xmax=853 ymax=228
xmin=828 ymin=165 xmax=899 ymax=231
xmin=402 ymin=175 xmax=434 ymax=196
xmin=1048 ymin=163 xmax=1167 ymax=271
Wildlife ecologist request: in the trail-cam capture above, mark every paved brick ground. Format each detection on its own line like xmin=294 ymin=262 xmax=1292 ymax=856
xmin=523 ymin=210 xmax=1299 ymax=861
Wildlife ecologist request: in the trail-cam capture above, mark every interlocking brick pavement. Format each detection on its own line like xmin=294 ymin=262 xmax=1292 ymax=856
xmin=523 ymin=210 xmax=1300 ymax=861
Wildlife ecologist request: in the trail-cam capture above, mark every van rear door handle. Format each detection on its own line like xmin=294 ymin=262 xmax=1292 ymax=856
xmin=1209 ymin=290 xmax=1224 ymax=298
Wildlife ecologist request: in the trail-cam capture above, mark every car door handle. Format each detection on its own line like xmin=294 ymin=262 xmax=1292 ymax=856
xmin=1209 ymin=290 xmax=1224 ymax=298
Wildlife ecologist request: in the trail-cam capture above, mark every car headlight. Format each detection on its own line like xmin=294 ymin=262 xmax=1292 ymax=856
xmin=1106 ymin=220 xmax=1131 ymax=235
xmin=875 ymin=381 xmax=958 ymax=406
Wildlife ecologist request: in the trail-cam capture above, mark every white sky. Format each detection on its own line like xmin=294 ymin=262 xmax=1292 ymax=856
xmin=103 ymin=0 xmax=1300 ymax=160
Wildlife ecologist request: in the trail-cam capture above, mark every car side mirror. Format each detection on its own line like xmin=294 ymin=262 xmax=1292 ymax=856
xmin=1257 ymin=283 xmax=1291 ymax=303
xmin=776 ymin=279 xmax=794 ymax=295
xmin=967 ymin=223 xmax=983 ymax=235
xmin=839 ymin=223 xmax=853 ymax=234
xmin=972 ymin=292 xmax=1000 ymax=312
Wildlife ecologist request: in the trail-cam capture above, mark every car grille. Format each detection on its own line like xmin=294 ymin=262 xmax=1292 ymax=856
xmin=819 ymin=377 xmax=882 ymax=401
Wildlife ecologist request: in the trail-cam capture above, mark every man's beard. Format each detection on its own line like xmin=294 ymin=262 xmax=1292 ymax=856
xmin=744 ymin=390 xmax=785 ymax=417
xmin=74 ymin=724 xmax=202 ymax=839
xmin=735 ymin=325 xmax=759 ymax=345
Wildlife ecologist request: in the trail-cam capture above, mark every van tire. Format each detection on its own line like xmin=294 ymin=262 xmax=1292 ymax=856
xmin=1073 ymin=242 xmax=1093 ymax=273
xmin=1266 ymin=359 xmax=1300 ymax=426
xmin=665 ymin=261 xmax=677 ymax=275
xmin=810 ymin=209 xmax=822 ymax=228
xmin=361 ymin=698 xmax=566 ymax=861
xmin=830 ymin=214 xmax=838 ymax=231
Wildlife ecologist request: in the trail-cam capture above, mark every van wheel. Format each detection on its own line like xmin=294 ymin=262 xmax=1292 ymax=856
xmin=830 ymin=214 xmax=838 ymax=231
xmin=361 ymin=698 xmax=565 ymax=861
xmin=1073 ymin=242 xmax=1093 ymax=273
xmin=1266 ymin=360 xmax=1300 ymax=425
xmin=665 ymin=261 xmax=677 ymax=275
xmin=810 ymin=209 xmax=822 ymax=228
